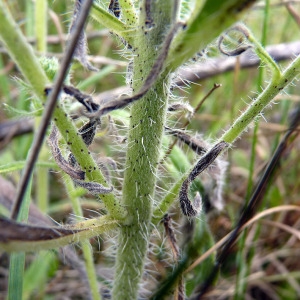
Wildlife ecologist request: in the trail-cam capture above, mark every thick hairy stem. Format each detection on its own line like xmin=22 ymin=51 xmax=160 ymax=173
xmin=112 ymin=1 xmax=173 ymax=299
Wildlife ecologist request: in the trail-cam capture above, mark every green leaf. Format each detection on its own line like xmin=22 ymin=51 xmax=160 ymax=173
xmin=168 ymin=0 xmax=258 ymax=71
xmin=23 ymin=251 xmax=57 ymax=300
xmin=91 ymin=1 xmax=134 ymax=44
xmin=7 ymin=175 xmax=33 ymax=300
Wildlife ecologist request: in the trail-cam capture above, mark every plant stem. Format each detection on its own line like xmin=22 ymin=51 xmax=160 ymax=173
xmin=118 ymin=0 xmax=137 ymax=25
xmin=112 ymin=1 xmax=173 ymax=298
xmin=91 ymin=2 xmax=133 ymax=44
xmin=36 ymin=156 xmax=49 ymax=213
xmin=0 ymin=215 xmax=119 ymax=253
xmin=25 ymin=0 xmax=34 ymax=37
xmin=35 ymin=0 xmax=48 ymax=53
xmin=53 ymin=108 xmax=126 ymax=219
xmin=0 ymin=1 xmax=49 ymax=97
xmin=154 ymin=48 xmax=300 ymax=223
xmin=219 ymin=55 xmax=300 ymax=144
xmin=65 ymin=178 xmax=101 ymax=300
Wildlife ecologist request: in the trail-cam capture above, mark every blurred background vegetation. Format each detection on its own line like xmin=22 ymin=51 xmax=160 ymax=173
xmin=0 ymin=0 xmax=300 ymax=299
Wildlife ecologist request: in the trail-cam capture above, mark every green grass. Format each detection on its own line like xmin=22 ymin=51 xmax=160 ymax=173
xmin=0 ymin=0 xmax=300 ymax=299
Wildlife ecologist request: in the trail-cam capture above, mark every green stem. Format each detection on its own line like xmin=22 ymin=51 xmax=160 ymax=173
xmin=152 ymin=177 xmax=184 ymax=223
xmin=53 ymin=108 xmax=126 ymax=219
xmin=118 ymin=0 xmax=137 ymax=25
xmin=1 ymin=215 xmax=119 ymax=253
xmin=219 ymin=55 xmax=300 ymax=144
xmin=0 ymin=0 xmax=48 ymax=98
xmin=36 ymin=160 xmax=49 ymax=213
xmin=91 ymin=2 xmax=134 ymax=44
xmin=65 ymin=178 xmax=101 ymax=300
xmin=112 ymin=1 xmax=173 ymax=298
xmin=154 ymin=47 xmax=300 ymax=223
xmin=35 ymin=0 xmax=48 ymax=53
xmin=0 ymin=161 xmax=58 ymax=174
xmin=239 ymin=23 xmax=281 ymax=80
xmin=25 ymin=0 xmax=35 ymax=37
xmin=77 ymin=65 xmax=116 ymax=90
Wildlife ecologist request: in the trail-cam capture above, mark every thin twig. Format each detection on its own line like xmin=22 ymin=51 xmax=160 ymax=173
xmin=11 ymin=0 xmax=94 ymax=220
xmin=163 ymin=83 xmax=221 ymax=161
xmin=93 ymin=41 xmax=300 ymax=104
xmin=254 ymin=0 xmax=300 ymax=8
xmin=284 ymin=1 xmax=300 ymax=27
xmin=162 ymin=214 xmax=185 ymax=299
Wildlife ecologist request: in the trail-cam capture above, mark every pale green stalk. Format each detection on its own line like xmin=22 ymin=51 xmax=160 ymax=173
xmin=112 ymin=1 xmax=174 ymax=298
xmin=0 ymin=215 xmax=119 ymax=253
xmin=0 ymin=216 xmax=119 ymax=252
xmin=91 ymin=2 xmax=134 ymax=44
xmin=34 ymin=0 xmax=49 ymax=212
xmin=0 ymin=161 xmax=57 ymax=173
xmin=25 ymin=0 xmax=34 ymax=37
xmin=0 ymin=1 xmax=48 ymax=98
xmin=77 ymin=65 xmax=116 ymax=90
xmin=0 ymin=54 xmax=10 ymax=101
xmin=81 ymin=243 xmax=101 ymax=300
xmin=36 ymin=166 xmax=49 ymax=212
xmin=152 ymin=178 xmax=184 ymax=222
xmin=218 ymin=24 xmax=292 ymax=144
xmin=35 ymin=0 xmax=48 ymax=53
xmin=65 ymin=177 xmax=102 ymax=300
xmin=219 ymin=58 xmax=298 ymax=144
